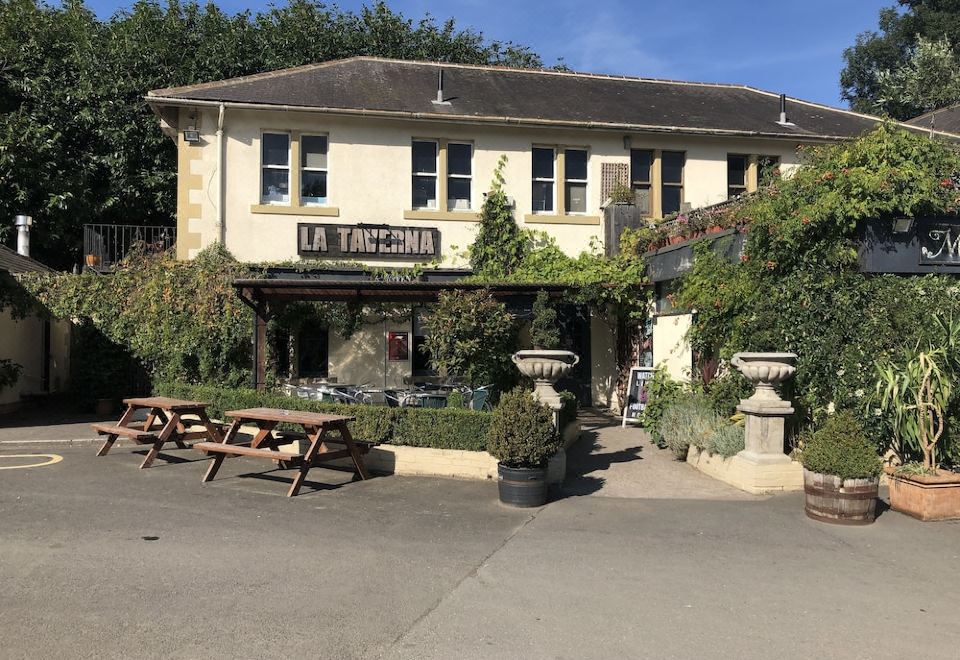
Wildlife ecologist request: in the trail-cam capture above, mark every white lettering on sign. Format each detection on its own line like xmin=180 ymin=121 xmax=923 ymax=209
xmin=298 ymin=223 xmax=440 ymax=259
xmin=922 ymin=227 xmax=960 ymax=262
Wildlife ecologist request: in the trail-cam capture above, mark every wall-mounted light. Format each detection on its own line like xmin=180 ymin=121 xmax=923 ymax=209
xmin=892 ymin=217 xmax=914 ymax=234
xmin=183 ymin=129 xmax=201 ymax=144
xmin=623 ymin=135 xmax=632 ymax=150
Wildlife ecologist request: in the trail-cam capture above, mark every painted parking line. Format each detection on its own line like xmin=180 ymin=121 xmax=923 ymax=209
xmin=0 ymin=454 xmax=64 ymax=470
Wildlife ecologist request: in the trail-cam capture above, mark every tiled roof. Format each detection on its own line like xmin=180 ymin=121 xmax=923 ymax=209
xmin=0 ymin=244 xmax=53 ymax=274
xmin=149 ymin=57 xmax=921 ymax=141
xmin=906 ymin=104 xmax=960 ymax=136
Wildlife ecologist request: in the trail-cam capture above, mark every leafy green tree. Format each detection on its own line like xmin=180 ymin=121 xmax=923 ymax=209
xmin=470 ymin=155 xmax=527 ymax=279
xmin=876 ymin=36 xmax=960 ymax=117
xmin=0 ymin=0 xmax=542 ymax=269
xmin=841 ymin=0 xmax=960 ymax=118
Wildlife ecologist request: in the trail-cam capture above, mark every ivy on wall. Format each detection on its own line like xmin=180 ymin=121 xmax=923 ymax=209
xmin=673 ymin=125 xmax=960 ymax=444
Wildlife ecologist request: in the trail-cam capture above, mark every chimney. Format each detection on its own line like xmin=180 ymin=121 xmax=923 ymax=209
xmin=431 ymin=69 xmax=451 ymax=106
xmin=14 ymin=214 xmax=32 ymax=258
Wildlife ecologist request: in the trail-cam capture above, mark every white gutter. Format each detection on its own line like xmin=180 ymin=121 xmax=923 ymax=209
xmin=146 ymin=95 xmax=905 ymax=143
xmin=216 ymin=103 xmax=225 ymax=244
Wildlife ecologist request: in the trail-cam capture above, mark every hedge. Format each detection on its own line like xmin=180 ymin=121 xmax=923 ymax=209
xmin=155 ymin=382 xmax=493 ymax=451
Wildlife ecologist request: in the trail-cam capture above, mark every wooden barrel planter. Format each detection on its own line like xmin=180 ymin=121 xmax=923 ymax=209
xmin=803 ymin=469 xmax=879 ymax=525
xmin=497 ymin=464 xmax=548 ymax=507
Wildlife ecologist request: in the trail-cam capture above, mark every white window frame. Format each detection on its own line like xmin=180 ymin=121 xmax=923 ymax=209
xmin=300 ymin=134 xmax=329 ymax=206
xmin=446 ymin=142 xmax=473 ymax=211
xmin=564 ymin=148 xmax=588 ymax=215
xmin=412 ymin=139 xmax=439 ymax=210
xmin=532 ymin=146 xmax=556 ymax=214
xmin=260 ymin=132 xmax=291 ymax=205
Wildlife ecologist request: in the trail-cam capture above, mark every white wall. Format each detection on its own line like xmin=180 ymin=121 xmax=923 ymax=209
xmin=652 ymin=313 xmax=693 ymax=382
xmin=178 ymin=106 xmax=805 ymax=265
xmin=0 ymin=310 xmax=70 ymax=408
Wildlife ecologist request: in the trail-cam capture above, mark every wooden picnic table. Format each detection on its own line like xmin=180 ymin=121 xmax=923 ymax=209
xmin=193 ymin=407 xmax=371 ymax=497
xmin=92 ymin=396 xmax=223 ymax=469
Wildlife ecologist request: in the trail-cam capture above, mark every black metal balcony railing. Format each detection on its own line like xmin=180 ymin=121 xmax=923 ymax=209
xmin=82 ymin=224 xmax=176 ymax=271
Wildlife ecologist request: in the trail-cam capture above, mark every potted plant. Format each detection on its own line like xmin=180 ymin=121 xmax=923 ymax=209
xmin=486 ymin=388 xmax=560 ymax=507
xmin=511 ymin=291 xmax=578 ymax=409
xmin=876 ymin=346 xmax=960 ymax=521
xmin=800 ymin=411 xmax=881 ymax=525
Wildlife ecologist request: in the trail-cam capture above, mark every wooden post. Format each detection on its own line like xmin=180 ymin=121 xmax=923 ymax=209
xmin=254 ymin=311 xmax=267 ymax=392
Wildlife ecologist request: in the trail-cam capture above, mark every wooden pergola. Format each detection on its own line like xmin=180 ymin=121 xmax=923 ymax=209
xmin=233 ymin=276 xmax=574 ymax=391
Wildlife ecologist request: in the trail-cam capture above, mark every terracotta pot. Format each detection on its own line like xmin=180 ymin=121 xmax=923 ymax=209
xmin=85 ymin=254 xmax=102 ymax=267
xmin=707 ymin=225 xmax=723 ymax=234
xmin=885 ymin=466 xmax=960 ymax=521
xmin=668 ymin=235 xmax=684 ymax=245
xmin=94 ymin=398 xmax=116 ymax=416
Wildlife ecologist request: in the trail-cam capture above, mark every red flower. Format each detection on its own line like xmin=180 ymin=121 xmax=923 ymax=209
xmin=765 ymin=260 xmax=777 ymax=270
xmin=801 ymin=217 xmax=811 ymax=225
xmin=740 ymin=254 xmax=749 ymax=263
xmin=941 ymin=178 xmax=954 ymax=189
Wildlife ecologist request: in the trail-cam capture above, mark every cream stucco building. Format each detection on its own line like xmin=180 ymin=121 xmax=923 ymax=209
xmin=147 ymin=57 xmax=900 ymax=406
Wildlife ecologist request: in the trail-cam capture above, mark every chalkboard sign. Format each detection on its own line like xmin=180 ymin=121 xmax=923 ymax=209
xmin=622 ymin=366 xmax=656 ymax=427
xmin=919 ymin=221 xmax=960 ymax=266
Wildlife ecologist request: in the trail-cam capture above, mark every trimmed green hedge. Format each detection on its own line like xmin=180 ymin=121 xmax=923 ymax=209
xmin=155 ymin=382 xmax=493 ymax=451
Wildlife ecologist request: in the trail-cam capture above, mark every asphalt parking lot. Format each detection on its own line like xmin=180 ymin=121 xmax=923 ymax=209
xmin=2 ymin=431 xmax=960 ymax=659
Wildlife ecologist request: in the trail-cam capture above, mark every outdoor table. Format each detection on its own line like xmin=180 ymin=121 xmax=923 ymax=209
xmin=92 ymin=396 xmax=223 ymax=469
xmin=193 ymin=408 xmax=371 ymax=497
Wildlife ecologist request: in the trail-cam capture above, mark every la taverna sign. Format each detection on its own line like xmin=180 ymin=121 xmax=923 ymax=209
xmin=298 ymin=223 xmax=440 ymax=259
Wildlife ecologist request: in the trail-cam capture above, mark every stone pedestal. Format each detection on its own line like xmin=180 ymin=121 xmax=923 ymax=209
xmin=736 ymin=399 xmax=794 ymax=465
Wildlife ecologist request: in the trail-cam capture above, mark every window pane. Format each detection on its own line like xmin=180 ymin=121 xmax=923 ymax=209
xmin=633 ymin=185 xmax=650 ymax=215
xmin=447 ymin=143 xmax=472 ymax=176
xmin=302 ymin=170 xmax=327 ymax=202
xmin=447 ymin=177 xmax=471 ymax=210
xmin=301 ymin=135 xmax=328 ymax=170
xmin=630 ymin=149 xmax=652 ymax=183
xmin=262 ymin=133 xmax=289 ymax=167
xmin=565 ymin=182 xmax=587 ymax=213
xmin=727 ymin=155 xmax=747 ymax=187
xmin=662 ymin=151 xmax=684 ymax=184
xmin=412 ymin=141 xmax=437 ymax=174
xmin=532 ymin=147 xmax=554 ymax=180
xmin=532 ymin=181 xmax=553 ymax=212
xmin=412 ymin=175 xmax=437 ymax=208
xmin=262 ymin=168 xmax=289 ymax=203
xmin=662 ymin=186 xmax=682 ymax=215
xmin=565 ymin=149 xmax=587 ymax=181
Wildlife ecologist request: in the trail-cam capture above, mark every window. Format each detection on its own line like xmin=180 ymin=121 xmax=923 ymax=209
xmin=412 ymin=140 xmax=438 ymax=209
xmin=300 ymin=135 xmax=328 ymax=205
xmin=447 ymin=142 xmax=472 ymax=211
xmin=532 ymin=147 xmax=555 ymax=213
xmin=661 ymin=151 xmax=685 ymax=215
xmin=261 ymin=133 xmax=290 ymax=204
xmin=727 ymin=154 xmax=748 ymax=199
xmin=630 ymin=149 xmax=653 ymax=216
xmin=564 ymin=149 xmax=588 ymax=214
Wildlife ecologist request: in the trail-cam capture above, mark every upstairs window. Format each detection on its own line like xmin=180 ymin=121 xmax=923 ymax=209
xmin=661 ymin=151 xmax=685 ymax=216
xmin=564 ymin=149 xmax=588 ymax=214
xmin=300 ymin=135 xmax=328 ymax=205
xmin=447 ymin=142 xmax=472 ymax=211
xmin=261 ymin=133 xmax=290 ymax=204
xmin=412 ymin=140 xmax=438 ymax=209
xmin=532 ymin=147 xmax=555 ymax=213
xmin=727 ymin=154 xmax=748 ymax=199
xmin=630 ymin=149 xmax=653 ymax=216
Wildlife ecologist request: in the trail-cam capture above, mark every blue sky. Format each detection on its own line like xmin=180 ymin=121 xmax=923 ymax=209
xmin=84 ymin=0 xmax=896 ymax=108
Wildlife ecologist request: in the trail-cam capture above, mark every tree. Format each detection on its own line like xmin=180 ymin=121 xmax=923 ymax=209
xmin=841 ymin=0 xmax=960 ymax=119
xmin=0 ymin=0 xmax=543 ymax=269
xmin=876 ymin=36 xmax=960 ymax=117
xmin=470 ymin=155 xmax=526 ymax=279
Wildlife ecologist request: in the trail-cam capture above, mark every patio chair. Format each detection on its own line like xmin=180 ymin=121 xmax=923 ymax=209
xmin=470 ymin=386 xmax=493 ymax=411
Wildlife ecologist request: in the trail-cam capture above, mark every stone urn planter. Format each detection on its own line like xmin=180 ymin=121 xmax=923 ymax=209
xmin=730 ymin=352 xmax=797 ymax=406
xmin=885 ymin=467 xmax=960 ymax=521
xmin=511 ymin=350 xmax=579 ymax=408
xmin=803 ymin=469 xmax=879 ymax=525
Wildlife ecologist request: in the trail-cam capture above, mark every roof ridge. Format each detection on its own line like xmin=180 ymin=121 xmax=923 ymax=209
xmin=908 ymin=101 xmax=960 ymax=123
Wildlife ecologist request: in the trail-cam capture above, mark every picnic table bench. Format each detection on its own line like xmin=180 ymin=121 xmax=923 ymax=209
xmin=92 ymin=396 xmax=223 ymax=469
xmin=194 ymin=407 xmax=371 ymax=497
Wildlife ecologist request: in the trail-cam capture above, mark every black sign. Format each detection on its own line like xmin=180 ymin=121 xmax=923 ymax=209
xmin=298 ymin=223 xmax=440 ymax=260
xmin=920 ymin=221 xmax=960 ymax=266
xmin=621 ymin=367 xmax=655 ymax=427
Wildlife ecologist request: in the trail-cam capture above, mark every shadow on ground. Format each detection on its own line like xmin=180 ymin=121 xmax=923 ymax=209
xmin=561 ymin=411 xmax=643 ymax=497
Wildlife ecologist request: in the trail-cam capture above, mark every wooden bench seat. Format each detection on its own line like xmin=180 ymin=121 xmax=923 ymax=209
xmin=194 ymin=442 xmax=301 ymax=462
xmin=91 ymin=424 xmax=158 ymax=442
